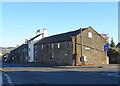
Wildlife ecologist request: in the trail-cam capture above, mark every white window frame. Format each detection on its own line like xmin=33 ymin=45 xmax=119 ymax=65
xmin=58 ymin=43 xmax=60 ymax=48
xmin=51 ymin=43 xmax=54 ymax=49
xmin=88 ymin=32 xmax=92 ymax=38
xmin=50 ymin=52 xmax=54 ymax=59
xmin=42 ymin=45 xmax=43 ymax=49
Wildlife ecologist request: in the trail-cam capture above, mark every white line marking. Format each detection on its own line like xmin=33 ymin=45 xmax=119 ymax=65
xmin=107 ymin=73 xmax=120 ymax=77
xmin=115 ymin=75 xmax=120 ymax=77
xmin=4 ymin=73 xmax=14 ymax=86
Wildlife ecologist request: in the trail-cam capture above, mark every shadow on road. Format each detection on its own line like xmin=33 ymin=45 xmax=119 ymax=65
xmin=2 ymin=70 xmax=120 ymax=85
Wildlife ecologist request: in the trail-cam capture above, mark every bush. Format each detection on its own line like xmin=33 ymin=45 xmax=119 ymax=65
xmin=107 ymin=48 xmax=120 ymax=55
xmin=118 ymin=49 xmax=120 ymax=53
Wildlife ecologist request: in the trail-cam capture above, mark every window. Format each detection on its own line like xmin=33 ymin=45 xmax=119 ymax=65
xmin=58 ymin=43 xmax=60 ymax=48
xmin=51 ymin=43 xmax=54 ymax=49
xmin=66 ymin=42 xmax=69 ymax=48
xmin=46 ymin=44 xmax=49 ymax=49
xmin=88 ymin=32 xmax=92 ymax=38
xmin=57 ymin=56 xmax=60 ymax=61
xmin=50 ymin=52 xmax=54 ymax=59
xmin=35 ymin=50 xmax=38 ymax=54
xmin=42 ymin=45 xmax=43 ymax=49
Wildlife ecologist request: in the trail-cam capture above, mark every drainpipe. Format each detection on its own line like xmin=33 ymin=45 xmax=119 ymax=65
xmin=75 ymin=37 xmax=77 ymax=66
xmin=80 ymin=28 xmax=83 ymax=65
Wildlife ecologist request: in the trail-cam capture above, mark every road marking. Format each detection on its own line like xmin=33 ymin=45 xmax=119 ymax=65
xmin=107 ymin=73 xmax=120 ymax=77
xmin=115 ymin=75 xmax=120 ymax=77
xmin=4 ymin=73 xmax=14 ymax=86
xmin=0 ymin=68 xmax=3 ymax=71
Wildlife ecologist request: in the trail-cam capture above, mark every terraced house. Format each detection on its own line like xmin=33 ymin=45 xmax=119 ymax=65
xmin=34 ymin=26 xmax=109 ymax=66
xmin=10 ymin=44 xmax=28 ymax=63
xmin=28 ymin=28 xmax=48 ymax=62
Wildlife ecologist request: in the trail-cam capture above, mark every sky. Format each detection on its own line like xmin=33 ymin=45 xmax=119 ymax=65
xmin=1 ymin=2 xmax=118 ymax=47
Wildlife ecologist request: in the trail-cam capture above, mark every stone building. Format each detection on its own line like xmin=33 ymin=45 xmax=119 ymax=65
xmin=10 ymin=44 xmax=28 ymax=63
xmin=34 ymin=26 xmax=109 ymax=66
xmin=28 ymin=28 xmax=48 ymax=62
xmin=9 ymin=28 xmax=48 ymax=63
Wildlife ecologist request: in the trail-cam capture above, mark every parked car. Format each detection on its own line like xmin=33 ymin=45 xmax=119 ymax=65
xmin=4 ymin=58 xmax=11 ymax=63
xmin=2 ymin=53 xmax=11 ymax=63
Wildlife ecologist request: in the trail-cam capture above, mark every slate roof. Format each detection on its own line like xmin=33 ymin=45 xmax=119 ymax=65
xmin=35 ymin=28 xmax=87 ymax=45
xmin=28 ymin=34 xmax=42 ymax=42
xmin=10 ymin=44 xmax=28 ymax=52
xmin=116 ymin=43 xmax=120 ymax=48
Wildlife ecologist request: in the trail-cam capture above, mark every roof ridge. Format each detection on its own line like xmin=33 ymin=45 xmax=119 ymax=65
xmin=35 ymin=28 xmax=88 ymax=45
xmin=46 ymin=29 xmax=81 ymax=38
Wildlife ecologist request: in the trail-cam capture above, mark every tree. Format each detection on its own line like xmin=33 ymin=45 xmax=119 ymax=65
xmin=110 ymin=37 xmax=115 ymax=47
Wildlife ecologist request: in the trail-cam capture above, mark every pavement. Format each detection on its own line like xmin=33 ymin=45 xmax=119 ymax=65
xmin=0 ymin=60 xmax=119 ymax=72
xmin=52 ymin=64 xmax=118 ymax=68
xmin=51 ymin=64 xmax=119 ymax=72
xmin=9 ymin=61 xmax=119 ymax=68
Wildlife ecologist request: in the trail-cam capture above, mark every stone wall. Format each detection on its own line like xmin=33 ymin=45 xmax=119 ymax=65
xmin=74 ymin=27 xmax=107 ymax=65
xmin=35 ymin=27 xmax=108 ymax=66
xmin=34 ymin=41 xmax=73 ymax=66
xmin=10 ymin=44 xmax=28 ymax=63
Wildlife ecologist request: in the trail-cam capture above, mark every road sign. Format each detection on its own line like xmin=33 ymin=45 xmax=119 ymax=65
xmin=104 ymin=45 xmax=109 ymax=52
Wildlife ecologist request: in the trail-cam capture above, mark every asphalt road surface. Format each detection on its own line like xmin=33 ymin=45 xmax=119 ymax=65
xmin=2 ymin=62 xmax=120 ymax=86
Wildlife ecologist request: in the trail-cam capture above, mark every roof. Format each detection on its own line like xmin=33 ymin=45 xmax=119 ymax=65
xmin=10 ymin=44 xmax=28 ymax=53
xmin=116 ymin=43 xmax=120 ymax=48
xmin=35 ymin=28 xmax=87 ymax=45
xmin=28 ymin=34 xmax=42 ymax=42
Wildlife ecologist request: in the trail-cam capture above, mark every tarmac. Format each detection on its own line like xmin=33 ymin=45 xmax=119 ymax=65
xmin=9 ymin=61 xmax=119 ymax=70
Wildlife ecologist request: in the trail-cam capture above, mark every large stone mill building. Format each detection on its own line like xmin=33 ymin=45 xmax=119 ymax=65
xmin=34 ymin=26 xmax=109 ymax=66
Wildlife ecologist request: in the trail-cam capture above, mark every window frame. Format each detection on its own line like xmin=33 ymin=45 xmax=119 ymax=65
xmin=51 ymin=43 xmax=54 ymax=49
xmin=88 ymin=32 xmax=92 ymax=38
xmin=58 ymin=43 xmax=60 ymax=48
xmin=41 ymin=44 xmax=43 ymax=49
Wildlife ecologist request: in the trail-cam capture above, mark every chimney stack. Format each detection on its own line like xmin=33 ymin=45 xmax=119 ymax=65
xmin=36 ymin=29 xmax=40 ymax=35
xmin=43 ymin=28 xmax=48 ymax=38
xmin=25 ymin=39 xmax=28 ymax=44
xmin=16 ymin=44 xmax=19 ymax=48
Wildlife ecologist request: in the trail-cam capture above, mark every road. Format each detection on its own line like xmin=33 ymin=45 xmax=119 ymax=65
xmin=2 ymin=62 xmax=120 ymax=86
